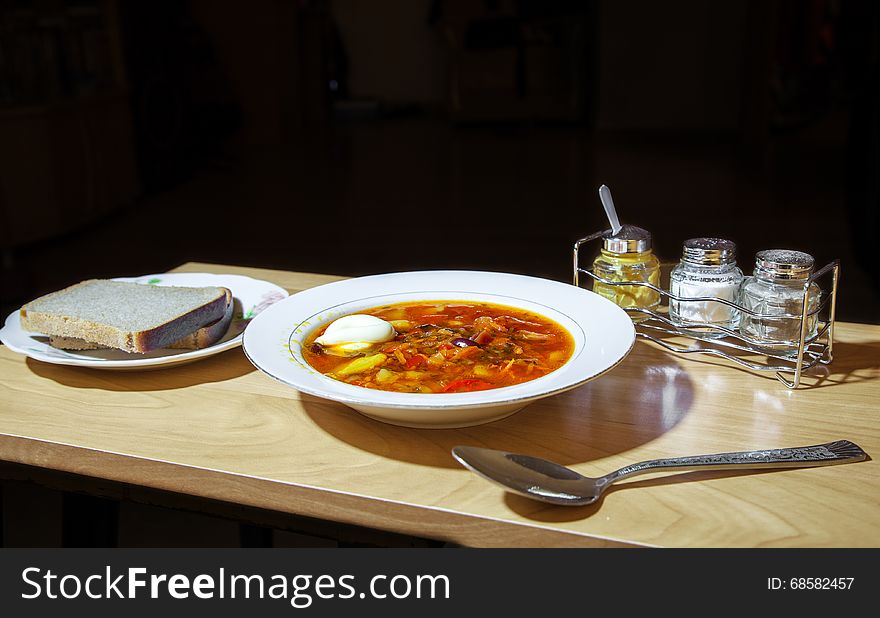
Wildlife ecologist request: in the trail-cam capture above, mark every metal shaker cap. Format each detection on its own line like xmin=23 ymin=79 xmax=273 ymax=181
xmin=754 ymin=249 xmax=815 ymax=280
xmin=602 ymin=224 xmax=652 ymax=254
xmin=681 ymin=238 xmax=737 ymax=266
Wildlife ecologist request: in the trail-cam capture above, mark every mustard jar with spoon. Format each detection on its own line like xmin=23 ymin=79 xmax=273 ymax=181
xmin=590 ymin=185 xmax=661 ymax=314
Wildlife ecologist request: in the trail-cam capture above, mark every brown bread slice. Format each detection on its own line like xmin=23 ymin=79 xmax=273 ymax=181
xmin=20 ymin=280 xmax=231 ymax=353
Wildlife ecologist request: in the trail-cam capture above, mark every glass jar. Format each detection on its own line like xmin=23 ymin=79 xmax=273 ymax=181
xmin=739 ymin=249 xmax=821 ymax=351
xmin=669 ymin=238 xmax=743 ymax=336
xmin=591 ymin=225 xmax=661 ymax=316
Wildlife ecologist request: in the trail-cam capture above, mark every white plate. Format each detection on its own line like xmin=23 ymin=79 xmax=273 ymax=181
xmin=0 ymin=273 xmax=288 ymax=370
xmin=243 ymin=270 xmax=635 ymax=428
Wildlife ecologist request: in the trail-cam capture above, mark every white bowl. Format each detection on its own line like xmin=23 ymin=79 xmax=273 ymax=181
xmin=242 ymin=271 xmax=635 ymax=428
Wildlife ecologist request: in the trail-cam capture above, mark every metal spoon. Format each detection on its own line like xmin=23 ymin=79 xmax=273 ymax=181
xmin=451 ymin=440 xmax=867 ymax=506
xmin=598 ymin=184 xmax=622 ymax=235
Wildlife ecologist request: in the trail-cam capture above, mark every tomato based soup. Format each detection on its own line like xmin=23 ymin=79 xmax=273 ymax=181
xmin=302 ymin=301 xmax=575 ymax=393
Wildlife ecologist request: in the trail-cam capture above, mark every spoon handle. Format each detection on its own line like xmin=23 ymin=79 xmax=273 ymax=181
xmin=604 ymin=440 xmax=867 ymax=484
xmin=598 ymin=184 xmax=622 ymax=235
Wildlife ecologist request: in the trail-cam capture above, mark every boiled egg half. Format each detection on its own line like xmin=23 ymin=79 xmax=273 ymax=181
xmin=315 ymin=314 xmax=396 ymax=355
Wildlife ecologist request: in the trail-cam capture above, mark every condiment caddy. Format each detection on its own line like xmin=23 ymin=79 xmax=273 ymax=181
xmin=572 ymin=228 xmax=839 ymax=389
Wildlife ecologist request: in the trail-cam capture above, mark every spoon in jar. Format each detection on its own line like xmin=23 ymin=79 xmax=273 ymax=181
xmin=599 ymin=184 xmax=622 ymax=235
xmin=451 ymin=440 xmax=866 ymax=506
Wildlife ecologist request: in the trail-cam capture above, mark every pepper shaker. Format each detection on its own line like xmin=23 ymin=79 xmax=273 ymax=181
xmin=738 ymin=249 xmax=821 ymax=351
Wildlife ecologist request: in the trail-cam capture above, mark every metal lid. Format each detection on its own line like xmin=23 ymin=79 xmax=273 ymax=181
xmin=754 ymin=249 xmax=815 ymax=280
xmin=681 ymin=237 xmax=737 ymax=266
xmin=602 ymin=224 xmax=652 ymax=254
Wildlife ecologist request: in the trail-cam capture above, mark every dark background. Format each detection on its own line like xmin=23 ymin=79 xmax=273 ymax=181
xmin=2 ymin=0 xmax=878 ymax=322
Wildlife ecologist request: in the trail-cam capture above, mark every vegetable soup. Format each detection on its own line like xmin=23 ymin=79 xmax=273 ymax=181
xmin=303 ymin=301 xmax=574 ymax=393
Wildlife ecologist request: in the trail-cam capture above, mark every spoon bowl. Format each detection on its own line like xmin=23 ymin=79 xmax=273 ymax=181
xmin=452 ymin=440 xmax=867 ymax=506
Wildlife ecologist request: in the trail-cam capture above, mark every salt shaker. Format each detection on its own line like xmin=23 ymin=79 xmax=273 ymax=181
xmin=591 ymin=225 xmax=661 ymax=315
xmin=669 ymin=238 xmax=743 ymax=336
xmin=739 ymin=249 xmax=821 ymax=351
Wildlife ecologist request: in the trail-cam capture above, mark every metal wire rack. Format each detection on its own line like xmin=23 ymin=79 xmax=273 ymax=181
xmin=573 ymin=229 xmax=839 ymax=388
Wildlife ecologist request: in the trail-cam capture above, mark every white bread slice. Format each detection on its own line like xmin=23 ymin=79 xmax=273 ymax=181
xmin=20 ymin=280 xmax=231 ymax=353
xmin=48 ymin=291 xmax=235 ymax=351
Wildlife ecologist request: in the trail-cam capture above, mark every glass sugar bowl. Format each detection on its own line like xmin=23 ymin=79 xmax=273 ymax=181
xmin=591 ymin=225 xmax=661 ymax=318
xmin=738 ymin=249 xmax=821 ymax=352
xmin=669 ymin=238 xmax=744 ymax=337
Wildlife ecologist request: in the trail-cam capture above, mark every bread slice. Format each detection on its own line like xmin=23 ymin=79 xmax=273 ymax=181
xmin=20 ymin=280 xmax=231 ymax=353
xmin=48 ymin=291 xmax=235 ymax=351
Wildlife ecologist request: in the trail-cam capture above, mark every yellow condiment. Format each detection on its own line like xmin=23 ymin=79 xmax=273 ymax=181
xmin=590 ymin=225 xmax=661 ymax=313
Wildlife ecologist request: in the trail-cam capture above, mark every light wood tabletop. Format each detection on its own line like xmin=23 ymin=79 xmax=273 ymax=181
xmin=1 ymin=262 xmax=879 ymax=547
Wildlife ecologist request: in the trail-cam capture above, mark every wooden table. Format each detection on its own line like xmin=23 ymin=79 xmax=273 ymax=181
xmin=2 ymin=263 xmax=879 ymax=547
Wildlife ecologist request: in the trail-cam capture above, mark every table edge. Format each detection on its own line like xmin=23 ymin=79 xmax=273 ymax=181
xmin=0 ymin=433 xmax=644 ymax=548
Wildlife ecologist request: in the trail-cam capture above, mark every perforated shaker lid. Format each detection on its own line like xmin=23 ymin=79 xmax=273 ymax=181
xmin=755 ymin=249 xmax=815 ymax=279
xmin=681 ymin=238 xmax=737 ymax=266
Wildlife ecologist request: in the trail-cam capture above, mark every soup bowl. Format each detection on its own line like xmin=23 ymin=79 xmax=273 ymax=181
xmin=242 ymin=271 xmax=635 ymax=428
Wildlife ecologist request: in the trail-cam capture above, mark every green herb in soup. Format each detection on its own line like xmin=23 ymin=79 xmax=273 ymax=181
xmin=302 ymin=301 xmax=574 ymax=393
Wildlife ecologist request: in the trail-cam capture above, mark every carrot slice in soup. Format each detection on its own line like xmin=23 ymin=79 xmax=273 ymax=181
xmin=441 ymin=378 xmax=494 ymax=393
